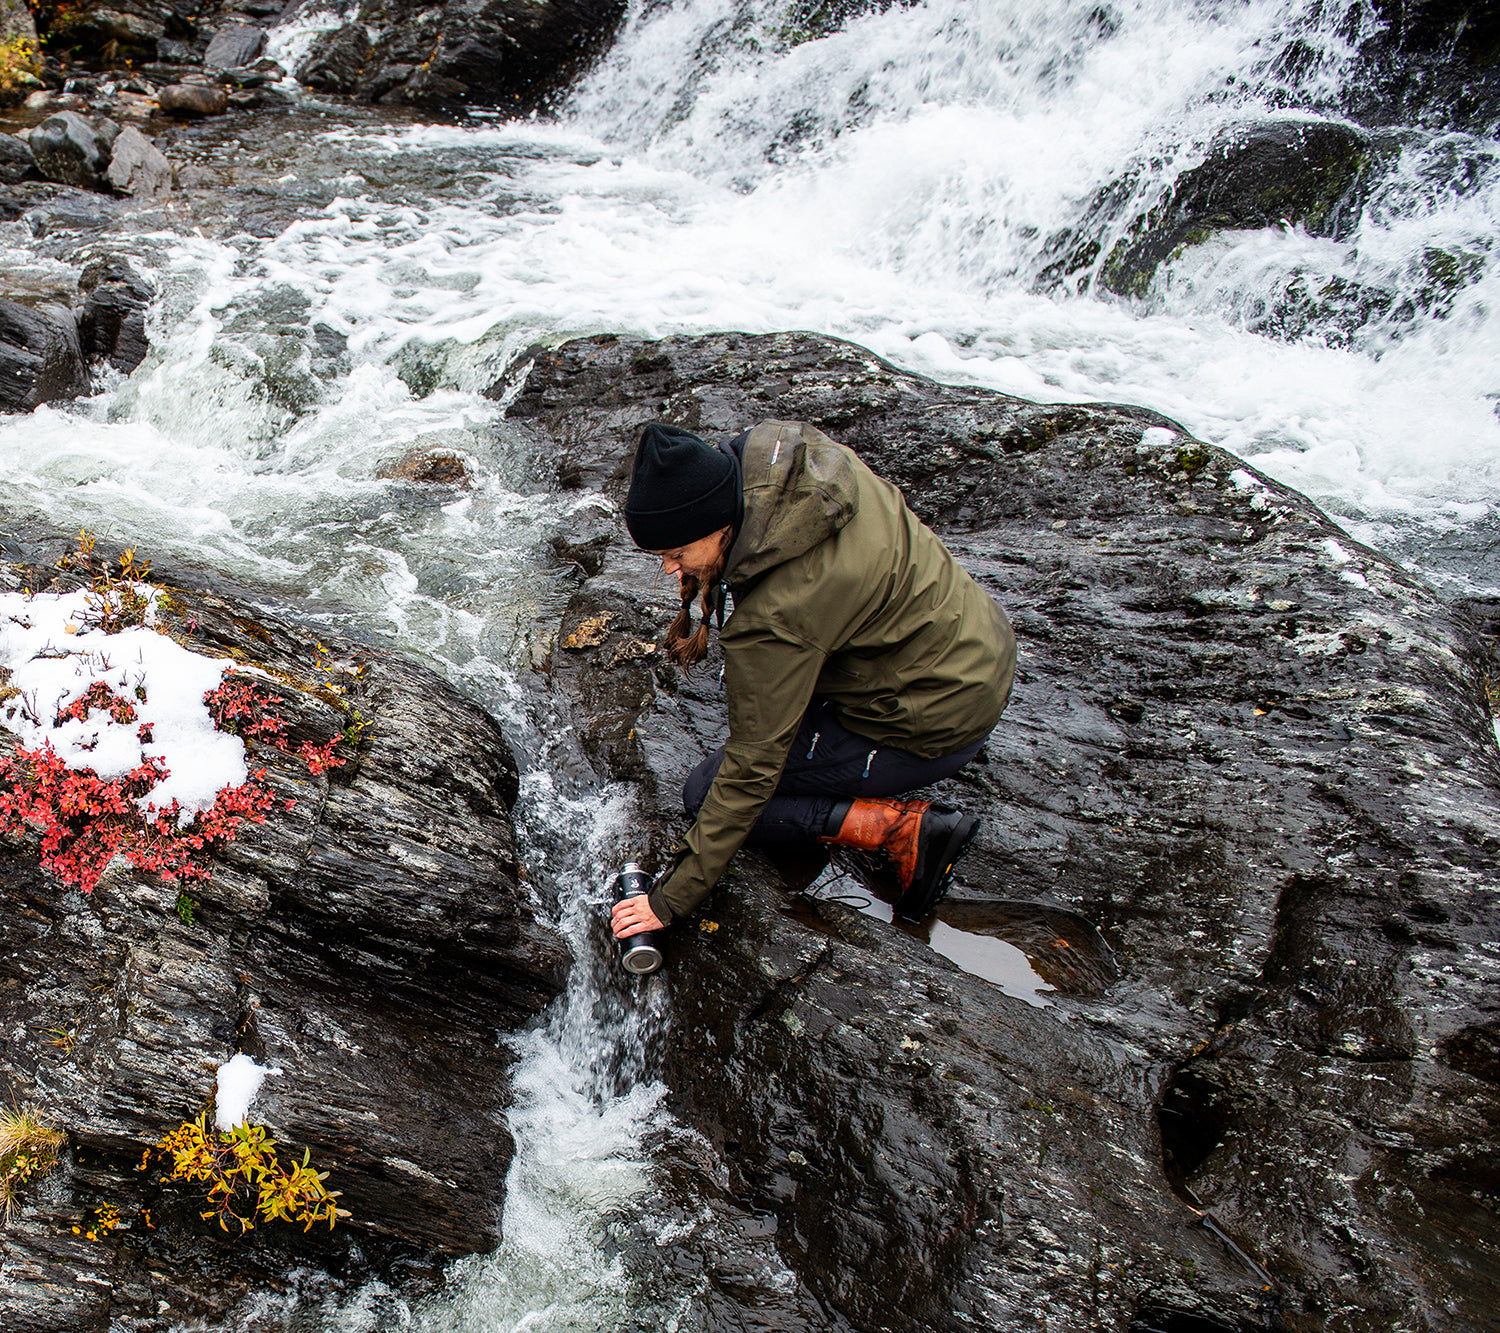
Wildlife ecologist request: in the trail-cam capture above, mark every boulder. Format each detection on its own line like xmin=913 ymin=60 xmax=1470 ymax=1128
xmin=157 ymin=81 xmax=230 ymax=115
xmin=501 ymin=330 xmax=1500 ymax=1332
xmin=1096 ymin=119 xmax=1376 ymax=299
xmin=295 ymin=21 xmax=372 ymax=93
xmin=78 ymin=256 xmax=154 ymax=372
xmin=28 ymin=111 xmax=113 ymax=191
xmin=63 ymin=4 xmax=165 ymax=53
xmin=203 ymin=20 xmax=266 ymax=70
xmin=0 ymin=298 xmax=90 ymax=411
xmin=0 ymin=547 xmax=570 ymax=1330
xmin=0 ymin=132 xmax=35 ymax=185
xmin=103 ymin=124 xmax=171 ymax=198
xmin=354 ymin=0 xmax=627 ymax=110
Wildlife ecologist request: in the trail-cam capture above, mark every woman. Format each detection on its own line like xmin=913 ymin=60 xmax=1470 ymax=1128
xmin=611 ymin=419 xmax=1015 ymax=942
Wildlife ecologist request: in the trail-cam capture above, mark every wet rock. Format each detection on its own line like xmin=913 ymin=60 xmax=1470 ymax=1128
xmin=0 ymin=298 xmax=90 ymax=412
xmin=1371 ymin=0 xmax=1494 ymax=52
xmin=78 ymin=256 xmax=154 ymax=373
xmin=506 ymin=330 xmax=1500 ymax=1332
xmin=551 ymin=530 xmax=611 ymax=579
xmin=215 ymin=57 xmax=284 ymax=88
xmin=296 ymin=21 xmax=373 ymax=93
xmin=28 ymin=111 xmax=114 ymax=191
xmin=1097 ymin=119 xmax=1375 ymax=299
xmin=227 ymin=83 xmax=295 ymax=109
xmin=154 ymin=36 xmax=199 ymax=63
xmin=0 ymin=133 xmax=36 ymax=185
xmin=1357 ymin=0 xmax=1500 ymax=130
xmin=203 ymin=20 xmax=267 ymax=70
xmin=102 ymin=88 xmax=160 ymax=121
xmin=781 ymin=0 xmax=909 ymax=42
xmin=158 ymin=81 xmax=231 ymax=115
xmin=377 ymin=446 xmax=473 ymax=486
xmin=21 ymin=90 xmax=88 ymax=114
xmin=0 ymin=545 xmax=570 ymax=1330
xmin=20 ymin=183 xmax=122 ymax=235
xmin=65 ymin=5 xmax=166 ymax=56
xmin=104 ymin=124 xmax=172 ymax=198
xmin=355 ymin=0 xmax=627 ymax=111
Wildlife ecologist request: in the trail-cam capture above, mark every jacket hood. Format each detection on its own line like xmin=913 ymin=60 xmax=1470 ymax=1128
xmin=724 ymin=421 xmax=861 ymax=584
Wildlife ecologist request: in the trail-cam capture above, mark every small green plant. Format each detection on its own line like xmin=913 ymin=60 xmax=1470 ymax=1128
xmin=340 ymin=708 xmax=370 ymax=748
xmin=142 ymin=1112 xmax=347 ymax=1234
xmin=174 ymin=891 xmax=196 ymax=924
xmin=0 ymin=1101 xmax=66 ymax=1219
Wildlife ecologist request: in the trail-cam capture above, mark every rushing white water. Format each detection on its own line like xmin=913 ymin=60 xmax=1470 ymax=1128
xmin=0 ymin=0 xmax=1496 ymax=1326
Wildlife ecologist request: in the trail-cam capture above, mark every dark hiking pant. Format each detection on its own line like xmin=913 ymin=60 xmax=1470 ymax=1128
xmin=683 ymin=699 xmax=986 ymax=844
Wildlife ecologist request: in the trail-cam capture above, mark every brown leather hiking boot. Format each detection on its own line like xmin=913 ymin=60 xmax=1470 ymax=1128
xmin=820 ymin=798 xmax=980 ymax=921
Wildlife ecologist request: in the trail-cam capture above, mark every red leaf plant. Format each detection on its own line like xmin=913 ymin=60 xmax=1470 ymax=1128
xmin=0 ymin=671 xmax=345 ymax=895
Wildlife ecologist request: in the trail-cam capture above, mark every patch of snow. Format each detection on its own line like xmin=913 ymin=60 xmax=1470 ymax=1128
xmin=214 ymin=1052 xmax=283 ymax=1130
xmin=0 ymin=589 xmax=247 ymax=819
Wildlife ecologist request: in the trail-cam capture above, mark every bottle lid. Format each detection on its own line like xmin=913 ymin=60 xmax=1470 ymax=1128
xmin=620 ymin=940 xmax=663 ymax=975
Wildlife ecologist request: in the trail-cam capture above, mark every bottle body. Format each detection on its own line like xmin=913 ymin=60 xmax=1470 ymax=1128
xmin=610 ymin=862 xmax=664 ymax=975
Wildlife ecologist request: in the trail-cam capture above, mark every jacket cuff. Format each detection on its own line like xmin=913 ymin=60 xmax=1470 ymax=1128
xmin=646 ymin=889 xmax=675 ymax=927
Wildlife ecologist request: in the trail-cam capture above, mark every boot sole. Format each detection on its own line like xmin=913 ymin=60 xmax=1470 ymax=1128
xmin=894 ymin=814 xmax=979 ymax=922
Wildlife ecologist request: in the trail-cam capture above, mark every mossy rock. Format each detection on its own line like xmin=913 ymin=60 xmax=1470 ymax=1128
xmin=1098 ymin=119 xmax=1376 ymax=299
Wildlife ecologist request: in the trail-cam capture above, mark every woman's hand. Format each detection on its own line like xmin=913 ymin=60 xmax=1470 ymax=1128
xmin=611 ymin=895 xmax=667 ymax=938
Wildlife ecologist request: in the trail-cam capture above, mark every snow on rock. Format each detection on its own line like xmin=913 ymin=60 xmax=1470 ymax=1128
xmin=0 ymin=588 xmax=249 ymax=817
xmin=214 ymin=1053 xmax=284 ymax=1131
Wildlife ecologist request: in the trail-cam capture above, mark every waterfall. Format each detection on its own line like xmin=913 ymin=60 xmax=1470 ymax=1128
xmin=559 ymin=0 xmax=1498 ymax=589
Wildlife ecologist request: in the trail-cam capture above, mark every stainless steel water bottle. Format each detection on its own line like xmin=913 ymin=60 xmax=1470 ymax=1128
xmin=610 ymin=862 xmax=664 ymax=975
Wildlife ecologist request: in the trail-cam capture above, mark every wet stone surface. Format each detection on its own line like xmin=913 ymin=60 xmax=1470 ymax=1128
xmin=506 ymin=330 xmax=1500 ymax=1333
xmin=0 ymin=532 xmax=568 ymax=1331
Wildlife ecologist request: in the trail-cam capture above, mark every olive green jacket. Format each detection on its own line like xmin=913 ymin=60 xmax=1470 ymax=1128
xmin=647 ymin=421 xmax=1015 ymax=925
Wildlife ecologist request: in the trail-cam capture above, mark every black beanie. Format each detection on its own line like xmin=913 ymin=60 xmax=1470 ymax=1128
xmin=623 ymin=423 xmax=740 ymax=550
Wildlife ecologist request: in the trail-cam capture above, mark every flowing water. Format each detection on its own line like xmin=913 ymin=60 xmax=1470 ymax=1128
xmin=0 ymin=0 xmax=1496 ymax=1325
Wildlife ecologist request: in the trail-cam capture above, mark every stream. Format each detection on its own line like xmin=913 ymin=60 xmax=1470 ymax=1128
xmin=0 ymin=0 xmax=1495 ymax=1326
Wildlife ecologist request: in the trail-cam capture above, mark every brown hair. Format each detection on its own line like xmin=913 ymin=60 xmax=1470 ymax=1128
xmin=664 ymin=531 xmax=733 ymax=667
